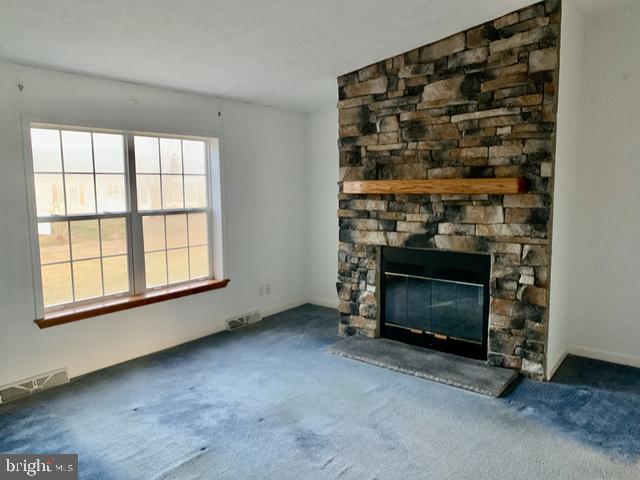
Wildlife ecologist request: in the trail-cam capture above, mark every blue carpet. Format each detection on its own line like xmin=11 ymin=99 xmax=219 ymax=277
xmin=504 ymin=355 xmax=640 ymax=461
xmin=1 ymin=304 xmax=639 ymax=479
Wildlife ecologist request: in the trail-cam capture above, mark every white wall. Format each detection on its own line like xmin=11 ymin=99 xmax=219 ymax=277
xmin=546 ymin=0 xmax=586 ymax=377
xmin=549 ymin=0 xmax=640 ymax=375
xmin=305 ymin=104 xmax=339 ymax=307
xmin=0 ymin=62 xmax=309 ymax=386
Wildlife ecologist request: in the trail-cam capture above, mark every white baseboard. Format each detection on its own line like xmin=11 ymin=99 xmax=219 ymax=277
xmin=569 ymin=346 xmax=640 ymax=369
xmin=260 ymin=299 xmax=309 ymax=318
xmin=307 ymin=298 xmax=338 ymax=309
xmin=546 ymin=351 xmax=568 ymax=380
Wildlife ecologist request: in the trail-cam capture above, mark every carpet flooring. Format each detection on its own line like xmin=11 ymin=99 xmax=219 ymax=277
xmin=1 ymin=304 xmax=639 ymax=479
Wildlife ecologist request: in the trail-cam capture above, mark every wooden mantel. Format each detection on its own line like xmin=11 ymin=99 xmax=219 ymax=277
xmin=343 ymin=178 xmax=527 ymax=195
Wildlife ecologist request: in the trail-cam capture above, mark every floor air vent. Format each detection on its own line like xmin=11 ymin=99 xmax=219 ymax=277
xmin=0 ymin=369 xmax=68 ymax=404
xmin=226 ymin=311 xmax=262 ymax=331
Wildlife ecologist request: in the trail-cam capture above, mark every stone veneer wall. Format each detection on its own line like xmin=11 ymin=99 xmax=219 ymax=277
xmin=336 ymin=0 xmax=561 ymax=379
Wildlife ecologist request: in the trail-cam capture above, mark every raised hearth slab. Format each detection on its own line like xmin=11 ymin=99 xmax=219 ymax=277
xmin=328 ymin=336 xmax=518 ymax=397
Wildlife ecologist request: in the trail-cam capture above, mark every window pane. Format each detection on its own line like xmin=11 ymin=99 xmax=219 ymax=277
xmin=41 ymin=262 xmax=72 ymax=307
xmin=134 ymin=136 xmax=159 ymax=173
xmin=160 ymin=138 xmax=182 ymax=174
xmin=184 ymin=175 xmax=207 ymax=208
xmin=61 ymin=131 xmax=93 ymax=173
xmin=102 ymin=255 xmax=129 ymax=295
xmin=162 ymin=175 xmax=184 ymax=209
xmin=70 ymin=220 xmax=100 ymax=260
xmin=100 ymin=218 xmax=127 ymax=256
xmin=166 ymin=214 xmax=187 ymax=249
xmin=143 ymin=215 xmax=165 ymax=252
xmin=96 ymin=174 xmax=126 ymax=213
xmin=34 ymin=173 xmax=65 ymax=216
xmin=31 ymin=129 xmax=62 ymax=172
xmin=183 ymin=140 xmax=206 ymax=174
xmin=65 ymin=174 xmax=96 ymax=214
xmin=188 ymin=213 xmax=208 ymax=245
xmin=145 ymin=251 xmax=167 ymax=287
xmin=167 ymin=248 xmax=189 ymax=284
xmin=136 ymin=174 xmax=161 ymax=211
xmin=189 ymin=245 xmax=209 ymax=279
xmin=73 ymin=259 xmax=103 ymax=300
xmin=38 ymin=221 xmax=69 ymax=264
xmin=93 ymin=133 xmax=124 ymax=173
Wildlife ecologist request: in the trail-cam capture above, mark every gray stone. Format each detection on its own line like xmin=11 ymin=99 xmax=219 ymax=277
xmin=328 ymin=336 xmax=518 ymax=397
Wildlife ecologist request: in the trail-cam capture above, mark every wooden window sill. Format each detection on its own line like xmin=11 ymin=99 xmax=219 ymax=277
xmin=35 ymin=278 xmax=230 ymax=329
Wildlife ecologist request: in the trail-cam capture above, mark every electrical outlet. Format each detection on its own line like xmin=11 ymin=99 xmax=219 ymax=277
xmin=265 ymin=283 xmax=271 ymax=295
xmin=259 ymin=285 xmax=264 ymax=297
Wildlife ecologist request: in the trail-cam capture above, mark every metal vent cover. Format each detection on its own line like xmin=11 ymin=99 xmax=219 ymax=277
xmin=226 ymin=311 xmax=261 ymax=331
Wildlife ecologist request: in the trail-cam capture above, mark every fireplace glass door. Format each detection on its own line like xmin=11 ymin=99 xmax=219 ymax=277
xmin=385 ymin=273 xmax=484 ymax=344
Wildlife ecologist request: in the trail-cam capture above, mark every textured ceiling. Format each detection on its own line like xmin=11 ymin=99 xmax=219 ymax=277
xmin=0 ymin=0 xmax=546 ymax=111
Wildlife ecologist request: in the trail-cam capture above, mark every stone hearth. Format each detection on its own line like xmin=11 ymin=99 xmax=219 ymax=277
xmin=336 ymin=0 xmax=560 ymax=379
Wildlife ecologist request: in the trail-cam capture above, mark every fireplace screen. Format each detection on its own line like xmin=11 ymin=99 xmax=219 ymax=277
xmin=385 ymin=273 xmax=484 ymax=344
xmin=379 ymin=246 xmax=490 ymax=360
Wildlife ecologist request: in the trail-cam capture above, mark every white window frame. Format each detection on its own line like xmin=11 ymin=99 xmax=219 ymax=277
xmin=22 ymin=117 xmax=226 ymax=319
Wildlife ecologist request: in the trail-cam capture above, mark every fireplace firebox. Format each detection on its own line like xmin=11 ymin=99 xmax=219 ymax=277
xmin=379 ymin=247 xmax=491 ymax=360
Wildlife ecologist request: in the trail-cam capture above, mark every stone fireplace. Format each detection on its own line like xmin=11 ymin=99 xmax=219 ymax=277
xmin=336 ymin=0 xmax=560 ymax=379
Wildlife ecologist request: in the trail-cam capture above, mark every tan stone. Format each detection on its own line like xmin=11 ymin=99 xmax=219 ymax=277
xmin=481 ymin=74 xmax=529 ymax=92
xmin=503 ymin=94 xmax=544 ymax=107
xmin=540 ymin=162 xmax=552 ymax=177
xmin=520 ymin=285 xmax=548 ymax=307
xmin=448 ymin=47 xmax=489 ymax=68
xmin=529 ymin=47 xmax=559 ymax=72
xmin=489 ymin=242 xmax=522 ymax=255
xmin=477 ymin=224 xmax=531 ymax=236
xmin=451 ymin=107 xmax=520 ymax=123
xmin=421 ymin=75 xmax=465 ymax=104
xmin=434 ymin=235 xmax=479 ymax=251
xmin=489 ymin=144 xmax=523 ymax=157
xmin=337 ymin=209 xmax=359 ymax=218
xmin=522 ymin=245 xmax=549 ymax=266
xmin=397 ymin=221 xmax=428 ymax=233
xmin=337 ymin=96 xmax=373 ymax=109
xmin=428 ymin=123 xmax=462 ymax=141
xmin=398 ymin=63 xmax=435 ymax=78
xmin=427 ymin=166 xmax=464 ymax=179
xmin=490 ymin=26 xmax=557 ymax=54
xmin=448 ymin=147 xmax=488 ymax=159
xmin=521 ymin=359 xmax=544 ymax=377
xmin=461 ymin=205 xmax=504 ymax=224
xmin=467 ymin=25 xmax=490 ymax=48
xmin=495 ymin=165 xmax=523 ymax=177
xmin=378 ymin=116 xmax=399 ymax=133
xmin=357 ymin=64 xmax=381 ymax=82
xmin=344 ymin=77 xmax=388 ymax=97
xmin=491 ymin=297 xmax=521 ymax=317
xmin=438 ymin=223 xmax=475 ymax=235
xmin=420 ymin=33 xmax=466 ymax=62
xmin=399 ymin=111 xmax=450 ymax=124
xmin=349 ymin=199 xmax=387 ymax=211
xmin=494 ymin=12 xmax=519 ymax=29
xmin=504 ymin=194 xmax=545 ymax=208
xmin=338 ymin=106 xmax=364 ymax=126
xmin=523 ymin=139 xmax=553 ymax=154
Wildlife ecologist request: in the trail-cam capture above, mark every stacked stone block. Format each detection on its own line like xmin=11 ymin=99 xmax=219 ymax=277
xmin=336 ymin=1 xmax=561 ymax=379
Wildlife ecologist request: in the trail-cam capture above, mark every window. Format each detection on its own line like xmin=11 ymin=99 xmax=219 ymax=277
xmin=28 ymin=124 xmax=218 ymax=315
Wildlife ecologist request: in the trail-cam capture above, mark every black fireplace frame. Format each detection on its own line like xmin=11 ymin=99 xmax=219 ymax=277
xmin=378 ymin=246 xmax=491 ymax=360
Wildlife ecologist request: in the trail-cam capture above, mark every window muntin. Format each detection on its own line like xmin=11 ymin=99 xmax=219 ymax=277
xmin=37 ymin=217 xmax=130 ymax=307
xmin=29 ymin=125 xmax=213 ymax=312
xmin=141 ymin=212 xmax=210 ymax=288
